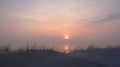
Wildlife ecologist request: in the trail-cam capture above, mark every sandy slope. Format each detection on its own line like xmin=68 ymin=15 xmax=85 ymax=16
xmin=0 ymin=49 xmax=120 ymax=67
xmin=71 ymin=48 xmax=120 ymax=67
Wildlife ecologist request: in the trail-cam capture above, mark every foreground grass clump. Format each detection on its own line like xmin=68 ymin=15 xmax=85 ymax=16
xmin=0 ymin=45 xmax=11 ymax=52
xmin=0 ymin=44 xmax=57 ymax=53
xmin=0 ymin=44 xmax=120 ymax=53
xmin=70 ymin=45 xmax=120 ymax=53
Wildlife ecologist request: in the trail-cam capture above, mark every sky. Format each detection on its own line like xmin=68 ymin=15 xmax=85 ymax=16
xmin=0 ymin=0 xmax=120 ymax=49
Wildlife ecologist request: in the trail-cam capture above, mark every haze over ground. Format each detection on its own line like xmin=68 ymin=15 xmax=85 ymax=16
xmin=0 ymin=0 xmax=120 ymax=50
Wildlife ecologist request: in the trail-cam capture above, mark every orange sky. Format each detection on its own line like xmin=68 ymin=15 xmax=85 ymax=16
xmin=0 ymin=0 xmax=120 ymax=49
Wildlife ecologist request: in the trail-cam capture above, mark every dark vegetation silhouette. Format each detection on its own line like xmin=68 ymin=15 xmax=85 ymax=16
xmin=0 ymin=44 xmax=120 ymax=67
xmin=0 ymin=45 xmax=11 ymax=52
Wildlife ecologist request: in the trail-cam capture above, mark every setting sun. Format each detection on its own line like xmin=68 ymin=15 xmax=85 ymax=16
xmin=65 ymin=35 xmax=69 ymax=40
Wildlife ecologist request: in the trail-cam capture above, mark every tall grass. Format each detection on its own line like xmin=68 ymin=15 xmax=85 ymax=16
xmin=0 ymin=45 xmax=56 ymax=53
xmin=0 ymin=43 xmax=120 ymax=53
xmin=70 ymin=45 xmax=120 ymax=53
xmin=0 ymin=45 xmax=11 ymax=52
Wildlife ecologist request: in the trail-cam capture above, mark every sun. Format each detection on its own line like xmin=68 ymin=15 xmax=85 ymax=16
xmin=65 ymin=35 xmax=69 ymax=40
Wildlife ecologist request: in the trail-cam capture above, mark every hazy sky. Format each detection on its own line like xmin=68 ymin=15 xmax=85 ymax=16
xmin=0 ymin=0 xmax=120 ymax=48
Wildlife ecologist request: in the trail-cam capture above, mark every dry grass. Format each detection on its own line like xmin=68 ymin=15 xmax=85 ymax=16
xmin=0 ymin=45 xmax=11 ymax=52
xmin=0 ymin=43 xmax=120 ymax=53
xmin=0 ymin=43 xmax=56 ymax=53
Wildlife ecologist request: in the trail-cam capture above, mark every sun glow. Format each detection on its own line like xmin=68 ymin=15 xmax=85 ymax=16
xmin=65 ymin=35 xmax=69 ymax=40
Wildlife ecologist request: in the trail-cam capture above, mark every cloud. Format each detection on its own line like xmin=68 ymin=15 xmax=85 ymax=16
xmin=94 ymin=12 xmax=120 ymax=23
